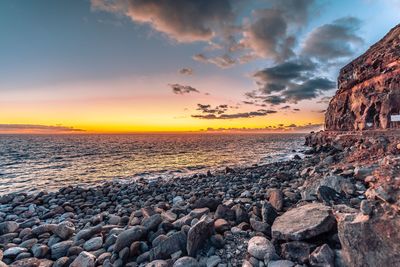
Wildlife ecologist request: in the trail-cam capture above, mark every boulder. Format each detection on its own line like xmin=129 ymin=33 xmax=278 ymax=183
xmin=173 ymin=256 xmax=199 ymax=267
xmin=269 ymin=189 xmax=284 ymax=211
xmin=54 ymin=221 xmax=75 ymax=239
xmin=0 ymin=221 xmax=19 ymax=235
xmin=309 ymin=244 xmax=334 ymax=267
xmin=141 ymin=214 xmax=163 ymax=232
xmin=193 ymin=198 xmax=221 ymax=211
xmin=150 ymin=231 xmax=187 ymax=260
xmin=281 ymin=241 xmax=311 ymax=264
xmin=338 ymin=212 xmax=400 ymax=267
xmin=187 ymin=216 xmax=214 ymax=257
xmin=261 ymin=202 xmax=278 ymax=225
xmin=272 ymin=203 xmax=335 ymax=240
xmin=70 ymin=251 xmax=96 ymax=267
xmin=51 ymin=240 xmax=73 ymax=259
xmin=83 ymin=236 xmax=103 ymax=251
xmin=114 ymin=226 xmax=147 ymax=253
xmin=247 ymin=236 xmax=276 ymax=261
xmin=146 ymin=260 xmax=169 ymax=267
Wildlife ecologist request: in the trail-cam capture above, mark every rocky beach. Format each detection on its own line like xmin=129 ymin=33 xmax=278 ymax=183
xmin=1 ymin=15 xmax=400 ymax=267
xmin=1 ymin=129 xmax=400 ymax=267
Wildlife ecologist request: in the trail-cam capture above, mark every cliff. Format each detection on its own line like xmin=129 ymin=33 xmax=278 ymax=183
xmin=325 ymin=24 xmax=400 ymax=131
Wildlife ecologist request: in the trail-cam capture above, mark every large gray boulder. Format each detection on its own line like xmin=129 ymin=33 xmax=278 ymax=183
xmin=272 ymin=203 xmax=335 ymax=240
xmin=338 ymin=212 xmax=400 ymax=267
xmin=247 ymin=236 xmax=276 ymax=261
xmin=187 ymin=216 xmax=214 ymax=257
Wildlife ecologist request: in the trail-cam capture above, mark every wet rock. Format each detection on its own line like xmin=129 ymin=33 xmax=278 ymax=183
xmin=3 ymin=247 xmax=28 ymax=259
xmin=309 ymin=244 xmax=334 ymax=267
xmin=114 ymin=226 xmax=147 ymax=253
xmin=173 ymin=256 xmax=199 ymax=267
xmin=272 ymin=203 xmax=335 ymax=241
xmin=247 ymin=236 xmax=276 ymax=261
xmin=0 ymin=221 xmax=19 ymax=235
xmin=281 ymin=241 xmax=311 ymax=264
xmin=54 ymin=221 xmax=75 ymax=239
xmin=187 ymin=216 xmax=214 ymax=257
xmin=70 ymin=251 xmax=96 ymax=267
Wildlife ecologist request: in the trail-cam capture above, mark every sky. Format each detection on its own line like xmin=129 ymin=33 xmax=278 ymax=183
xmin=1 ymin=0 xmax=399 ymax=133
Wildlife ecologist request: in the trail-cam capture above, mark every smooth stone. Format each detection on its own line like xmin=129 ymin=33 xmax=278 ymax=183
xmin=70 ymin=251 xmax=96 ymax=267
xmin=145 ymin=260 xmax=169 ymax=267
xmin=51 ymin=240 xmax=73 ymax=259
xmin=247 ymin=236 xmax=276 ymax=261
xmin=272 ymin=203 xmax=335 ymax=240
xmin=83 ymin=236 xmax=103 ymax=251
xmin=114 ymin=226 xmax=147 ymax=253
xmin=0 ymin=221 xmax=19 ymax=235
xmin=173 ymin=256 xmax=199 ymax=267
xmin=141 ymin=214 xmax=163 ymax=232
xmin=206 ymin=255 xmax=221 ymax=267
xmin=3 ymin=247 xmax=28 ymax=258
xmin=32 ymin=244 xmax=49 ymax=258
xmin=214 ymin=219 xmax=230 ymax=233
xmin=267 ymin=260 xmax=295 ymax=267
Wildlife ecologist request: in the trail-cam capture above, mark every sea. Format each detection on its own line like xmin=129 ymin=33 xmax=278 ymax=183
xmin=0 ymin=133 xmax=306 ymax=194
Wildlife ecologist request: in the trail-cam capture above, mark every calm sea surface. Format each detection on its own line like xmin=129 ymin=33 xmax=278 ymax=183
xmin=0 ymin=133 xmax=306 ymax=194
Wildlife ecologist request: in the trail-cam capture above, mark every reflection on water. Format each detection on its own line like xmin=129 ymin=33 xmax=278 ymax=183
xmin=0 ymin=133 xmax=306 ymax=193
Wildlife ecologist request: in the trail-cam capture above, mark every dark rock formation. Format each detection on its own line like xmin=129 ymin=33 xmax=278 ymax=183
xmin=325 ymin=24 xmax=400 ymax=131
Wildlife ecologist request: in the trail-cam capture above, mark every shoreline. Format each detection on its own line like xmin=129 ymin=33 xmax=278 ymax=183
xmin=0 ymin=132 xmax=399 ymax=266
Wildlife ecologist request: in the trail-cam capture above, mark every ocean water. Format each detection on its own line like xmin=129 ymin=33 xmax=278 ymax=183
xmin=0 ymin=133 xmax=306 ymax=194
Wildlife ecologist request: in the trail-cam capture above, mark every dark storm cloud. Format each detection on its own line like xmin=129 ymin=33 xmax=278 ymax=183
xmin=91 ymin=0 xmax=236 ymax=43
xmin=170 ymin=83 xmax=199 ymax=94
xmin=247 ymin=58 xmax=335 ymax=104
xmin=179 ymin=68 xmax=193 ymax=75
xmin=283 ymin=78 xmax=335 ymax=102
xmin=253 ymin=58 xmax=316 ymax=94
xmin=302 ymin=17 xmax=364 ymax=61
xmin=192 ymin=109 xmax=277 ymax=120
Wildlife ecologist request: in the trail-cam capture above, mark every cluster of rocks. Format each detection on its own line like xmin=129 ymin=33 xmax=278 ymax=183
xmin=1 ymin=131 xmax=399 ymax=267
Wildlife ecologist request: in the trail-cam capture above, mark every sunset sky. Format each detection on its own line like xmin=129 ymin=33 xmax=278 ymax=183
xmin=1 ymin=0 xmax=400 ymax=133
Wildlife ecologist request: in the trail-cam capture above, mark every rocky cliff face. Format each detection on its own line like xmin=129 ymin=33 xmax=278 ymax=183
xmin=325 ymin=24 xmax=400 ymax=131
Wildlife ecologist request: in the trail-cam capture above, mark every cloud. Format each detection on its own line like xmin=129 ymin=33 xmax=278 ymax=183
xmin=247 ymin=58 xmax=335 ymax=104
xmin=193 ymin=53 xmax=236 ymax=68
xmin=169 ymin=83 xmax=199 ymax=94
xmin=91 ymin=0 xmax=235 ymax=43
xmin=202 ymin=123 xmax=323 ymax=133
xmin=192 ymin=109 xmax=277 ymax=119
xmin=179 ymin=68 xmax=193 ymax=75
xmin=240 ymin=9 xmax=294 ymax=61
xmin=302 ymin=17 xmax=364 ymax=61
xmin=253 ymin=58 xmax=316 ymax=94
xmin=0 ymin=124 xmax=85 ymax=134
xmin=196 ymin=103 xmax=229 ymax=114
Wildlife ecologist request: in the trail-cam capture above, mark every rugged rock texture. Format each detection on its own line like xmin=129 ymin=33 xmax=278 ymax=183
xmin=325 ymin=24 xmax=400 ymax=131
xmin=338 ymin=212 xmax=400 ymax=267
